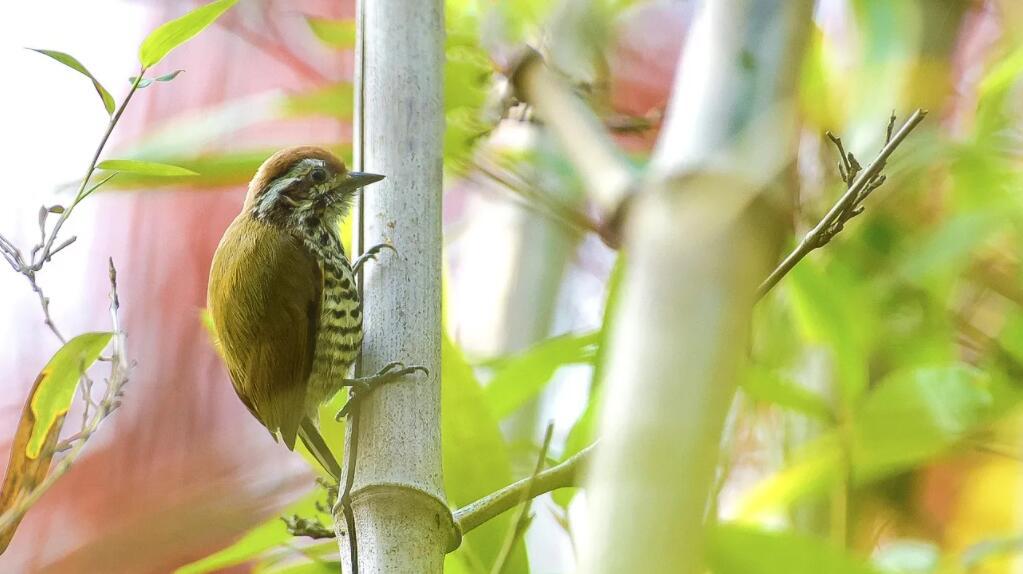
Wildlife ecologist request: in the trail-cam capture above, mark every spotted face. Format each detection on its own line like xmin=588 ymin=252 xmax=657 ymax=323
xmin=246 ymin=147 xmax=384 ymax=231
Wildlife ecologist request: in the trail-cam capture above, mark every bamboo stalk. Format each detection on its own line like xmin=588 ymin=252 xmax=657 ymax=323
xmin=336 ymin=0 xmax=456 ymax=571
xmin=578 ymin=2 xmax=813 ymax=573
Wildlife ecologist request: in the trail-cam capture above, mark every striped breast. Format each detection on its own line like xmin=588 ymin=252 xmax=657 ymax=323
xmin=303 ymin=234 xmax=363 ymax=412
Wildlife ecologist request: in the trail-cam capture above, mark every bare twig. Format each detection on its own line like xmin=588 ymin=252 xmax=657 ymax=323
xmin=491 ymin=423 xmax=555 ymax=573
xmin=27 ymin=275 xmax=65 ymax=343
xmin=756 ymin=109 xmax=928 ymax=299
xmin=453 ymin=441 xmax=595 ymax=541
xmin=284 ymin=515 xmax=336 ymax=540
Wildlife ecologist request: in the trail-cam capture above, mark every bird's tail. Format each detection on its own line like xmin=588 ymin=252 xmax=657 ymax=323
xmin=298 ymin=417 xmax=343 ymax=481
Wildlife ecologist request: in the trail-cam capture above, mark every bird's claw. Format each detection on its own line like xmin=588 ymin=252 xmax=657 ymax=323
xmin=352 ymin=243 xmax=398 ymax=275
xmin=335 ymin=361 xmax=429 ymax=420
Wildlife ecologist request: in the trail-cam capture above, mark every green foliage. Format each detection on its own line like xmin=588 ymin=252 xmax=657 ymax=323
xmin=738 ymin=365 xmax=999 ymax=519
xmin=739 ymin=364 xmax=832 ymax=422
xmin=283 ymin=83 xmax=354 ymax=120
xmin=306 ymin=18 xmax=356 ymax=49
xmin=258 ymin=560 xmax=338 ymax=574
xmin=787 ymin=258 xmax=872 ymax=405
xmin=709 ymin=524 xmax=883 ymax=574
xmin=131 ymin=70 xmax=184 ymax=88
xmin=851 ymin=365 xmax=992 ymax=481
xmin=483 ymin=331 xmax=598 ymax=419
xmin=97 ymin=148 xmax=348 ymax=190
xmin=27 ymin=332 xmax=112 ymax=458
xmin=139 ymin=0 xmax=239 ymax=68
xmin=95 ymin=159 xmax=198 ymax=177
xmin=443 ymin=0 xmax=494 ymax=172
xmin=896 ymin=210 xmax=1004 ymax=290
xmin=28 ymin=49 xmax=115 ymax=115
xmin=175 ymin=491 xmax=327 ymax=574
xmin=43 ymin=0 xmax=1023 ymax=570
xmin=442 ymin=335 xmax=529 ymax=573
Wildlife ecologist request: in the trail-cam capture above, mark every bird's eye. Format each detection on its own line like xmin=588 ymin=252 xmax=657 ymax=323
xmin=310 ymin=168 xmax=328 ymax=184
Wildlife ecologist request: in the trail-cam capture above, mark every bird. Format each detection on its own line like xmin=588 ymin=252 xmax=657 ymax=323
xmin=207 ymin=145 xmax=424 ymax=480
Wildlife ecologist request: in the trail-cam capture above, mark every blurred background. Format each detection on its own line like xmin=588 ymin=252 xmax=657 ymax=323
xmin=1 ymin=0 xmax=1023 ymax=572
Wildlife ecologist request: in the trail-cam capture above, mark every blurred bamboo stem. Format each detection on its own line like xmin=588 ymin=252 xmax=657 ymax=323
xmin=573 ymin=1 xmax=812 ymax=573
xmin=511 ymin=49 xmax=634 ymax=217
xmin=335 ymin=0 xmax=455 ymax=571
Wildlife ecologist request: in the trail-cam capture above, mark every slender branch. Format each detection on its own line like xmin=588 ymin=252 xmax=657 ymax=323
xmin=756 ymin=109 xmax=928 ymax=299
xmin=453 ymin=441 xmax=595 ymax=539
xmin=31 ymin=73 xmax=145 ymax=271
xmin=491 ymin=423 xmax=554 ymax=574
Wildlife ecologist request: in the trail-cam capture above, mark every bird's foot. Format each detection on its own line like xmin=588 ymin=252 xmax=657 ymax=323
xmin=335 ymin=361 xmax=428 ymax=420
xmin=352 ymin=243 xmax=397 ymax=275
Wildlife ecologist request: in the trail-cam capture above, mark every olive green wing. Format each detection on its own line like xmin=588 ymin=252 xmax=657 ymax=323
xmin=208 ymin=217 xmax=321 ymax=449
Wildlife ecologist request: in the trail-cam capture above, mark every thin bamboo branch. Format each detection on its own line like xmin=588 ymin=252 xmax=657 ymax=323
xmin=490 ymin=423 xmax=554 ymax=574
xmin=452 ymin=442 xmax=594 ymax=540
xmin=756 ymin=109 xmax=928 ymax=298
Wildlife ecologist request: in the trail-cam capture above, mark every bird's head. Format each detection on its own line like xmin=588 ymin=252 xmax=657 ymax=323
xmin=244 ymin=146 xmax=384 ymax=229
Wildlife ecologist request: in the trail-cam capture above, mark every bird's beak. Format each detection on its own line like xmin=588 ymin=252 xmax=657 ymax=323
xmin=339 ymin=171 xmax=385 ymax=192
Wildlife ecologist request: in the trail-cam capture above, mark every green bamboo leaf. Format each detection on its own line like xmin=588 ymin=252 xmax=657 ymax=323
xmin=91 ymin=147 xmax=350 ymax=190
xmin=155 ymin=69 xmax=184 ymax=82
xmin=96 ymin=150 xmax=276 ymax=189
xmin=442 ymin=335 xmax=528 ymax=573
xmin=28 ymin=49 xmax=115 ymax=115
xmin=851 ymin=365 xmax=991 ymax=481
xmin=737 ymin=364 xmax=994 ymax=519
xmin=282 ymin=83 xmax=354 ymax=120
xmin=739 ymin=364 xmax=833 ymax=421
xmin=305 ymin=17 xmax=356 ymax=49
xmin=710 ymin=524 xmax=883 ymax=574
xmin=28 ymin=332 xmax=113 ymax=457
xmin=139 ymin=0 xmax=239 ymax=68
xmin=96 ymin=159 xmax=198 ymax=177
xmin=260 ymin=559 xmax=338 ymax=574
xmin=0 ymin=331 xmax=110 ymax=552
xmin=483 ymin=331 xmax=598 ymax=419
xmin=130 ymin=70 xmax=184 ymax=89
xmin=787 ymin=259 xmax=872 ymax=404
